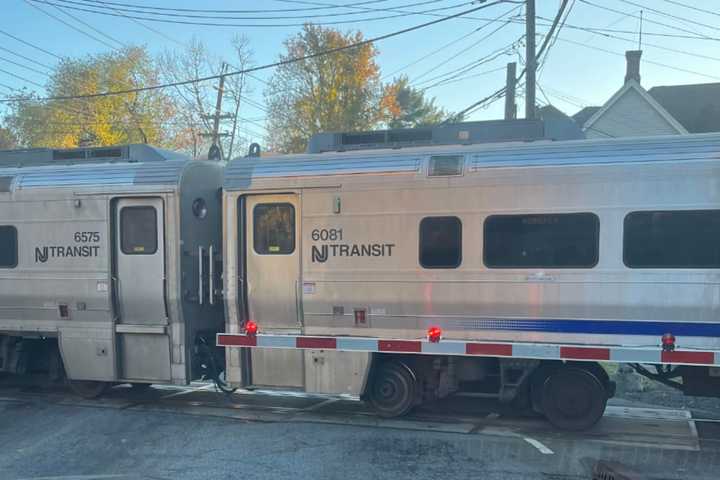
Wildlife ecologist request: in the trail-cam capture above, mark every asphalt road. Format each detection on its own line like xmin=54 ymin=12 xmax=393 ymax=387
xmin=1 ymin=380 xmax=719 ymax=480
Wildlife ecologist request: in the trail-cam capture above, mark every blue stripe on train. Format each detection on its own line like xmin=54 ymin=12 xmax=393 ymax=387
xmin=460 ymin=319 xmax=720 ymax=337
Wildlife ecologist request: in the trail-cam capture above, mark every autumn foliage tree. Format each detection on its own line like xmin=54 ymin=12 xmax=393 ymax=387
xmin=6 ymin=47 xmax=175 ymax=149
xmin=382 ymin=75 xmax=457 ymax=128
xmin=265 ymin=24 xmax=386 ymax=153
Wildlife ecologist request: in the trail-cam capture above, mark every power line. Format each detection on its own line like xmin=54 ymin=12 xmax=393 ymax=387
xmin=48 ymin=2 xmax=127 ymax=48
xmin=0 ymin=68 xmax=46 ymax=88
xmin=381 ymin=3 xmax=522 ymax=81
xmin=0 ymin=56 xmax=52 ymax=77
xmin=452 ymin=0 xmax=568 ymax=120
xmin=559 ymin=20 xmax=720 ymax=63
xmin=1 ymin=1 xmax=508 ymax=103
xmin=29 ymin=0 xmax=479 ymax=27
xmin=419 ymin=65 xmax=506 ymax=91
xmin=24 ymin=0 xmax=121 ymax=50
xmin=614 ymin=0 xmax=720 ymax=33
xmin=555 ymin=36 xmax=720 ymax=81
xmin=577 ymin=0 xmax=719 ymax=41
xmin=661 ymin=0 xmax=720 ymax=19
xmin=409 ymin=13 xmax=520 ymax=84
xmin=0 ymin=30 xmax=64 ymax=60
xmin=50 ymin=0 xmax=446 ymax=20
xmin=69 ymin=0 xmax=394 ymax=14
xmin=0 ymin=47 xmax=55 ymax=71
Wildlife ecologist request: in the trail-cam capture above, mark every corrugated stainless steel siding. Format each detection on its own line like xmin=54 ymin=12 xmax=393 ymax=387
xmin=470 ymin=133 xmax=720 ymax=169
xmin=0 ymin=160 xmax=187 ymax=189
xmin=224 ymin=155 xmax=422 ymax=189
xmin=224 ymin=133 xmax=720 ymax=189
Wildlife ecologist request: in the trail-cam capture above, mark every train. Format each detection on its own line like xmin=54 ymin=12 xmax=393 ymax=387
xmin=2 ymin=129 xmax=720 ymax=431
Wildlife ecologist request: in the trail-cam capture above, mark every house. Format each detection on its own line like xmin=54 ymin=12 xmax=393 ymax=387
xmin=572 ymin=50 xmax=720 ymax=138
xmin=647 ymin=82 xmax=720 ymax=134
xmin=577 ymin=51 xmax=687 ymax=138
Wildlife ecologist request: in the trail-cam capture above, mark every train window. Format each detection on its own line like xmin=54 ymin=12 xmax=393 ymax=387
xmin=121 ymin=207 xmax=158 ymax=255
xmin=419 ymin=216 xmax=462 ymax=268
xmin=624 ymin=210 xmax=720 ymax=268
xmin=254 ymin=203 xmax=295 ymax=255
xmin=0 ymin=226 xmax=18 ymax=268
xmin=484 ymin=213 xmax=599 ymax=268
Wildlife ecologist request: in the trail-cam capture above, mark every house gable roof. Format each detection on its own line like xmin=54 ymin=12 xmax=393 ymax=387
xmin=582 ymin=79 xmax=688 ymax=135
xmin=648 ymin=82 xmax=720 ymax=133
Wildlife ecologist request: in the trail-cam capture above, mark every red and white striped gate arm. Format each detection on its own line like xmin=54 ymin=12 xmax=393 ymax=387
xmin=216 ymin=333 xmax=720 ymax=367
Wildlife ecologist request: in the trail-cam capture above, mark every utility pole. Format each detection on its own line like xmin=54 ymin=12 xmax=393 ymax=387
xmin=200 ymin=62 xmax=232 ymax=161
xmin=504 ymin=62 xmax=517 ymax=120
xmin=525 ymin=0 xmax=536 ymax=120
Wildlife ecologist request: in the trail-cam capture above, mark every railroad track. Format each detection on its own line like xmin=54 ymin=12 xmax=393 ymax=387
xmin=2 ymin=378 xmax=717 ymax=455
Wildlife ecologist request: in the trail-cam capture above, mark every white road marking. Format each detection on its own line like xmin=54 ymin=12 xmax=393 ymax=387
xmin=524 ymin=437 xmax=554 ymax=455
xmin=159 ymin=383 xmax=216 ymax=399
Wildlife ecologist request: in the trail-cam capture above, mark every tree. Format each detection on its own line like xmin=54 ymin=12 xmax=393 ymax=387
xmin=158 ymin=36 xmax=254 ymax=159
xmin=0 ymin=126 xmax=17 ymax=149
xmin=265 ymin=24 xmax=385 ymax=153
xmin=382 ymin=76 xmax=458 ymax=128
xmin=6 ymin=47 xmax=174 ymax=149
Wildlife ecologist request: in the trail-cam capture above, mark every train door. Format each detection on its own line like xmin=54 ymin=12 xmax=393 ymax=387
xmin=244 ymin=194 xmax=303 ymax=387
xmin=114 ymin=197 xmax=171 ymax=382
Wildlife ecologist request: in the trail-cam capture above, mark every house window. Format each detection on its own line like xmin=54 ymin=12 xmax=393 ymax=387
xmin=624 ymin=210 xmax=720 ymax=268
xmin=0 ymin=226 xmax=18 ymax=268
xmin=484 ymin=213 xmax=599 ymax=268
xmin=121 ymin=207 xmax=158 ymax=255
xmin=419 ymin=216 xmax=462 ymax=268
xmin=254 ymin=203 xmax=295 ymax=255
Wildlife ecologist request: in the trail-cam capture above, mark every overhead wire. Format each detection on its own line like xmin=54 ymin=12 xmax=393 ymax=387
xmin=0 ymin=30 xmax=64 ymax=60
xmin=613 ymin=0 xmax=720 ymax=33
xmin=29 ymin=0 xmax=480 ymax=28
xmin=381 ymin=3 xmax=522 ymax=81
xmin=23 ymin=0 xmax=121 ymax=50
xmin=577 ymin=0 xmax=719 ymax=41
xmin=1 ymin=0 xmax=509 ymax=103
xmin=661 ymin=0 xmax=720 ymax=19
xmin=450 ymin=0 xmax=568 ymax=120
xmin=49 ymin=0 xmax=448 ymax=20
xmin=67 ymin=0 xmax=394 ymax=14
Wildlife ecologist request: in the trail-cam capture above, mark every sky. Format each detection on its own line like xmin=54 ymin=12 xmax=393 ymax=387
xmin=1 ymin=0 xmax=719 ymax=143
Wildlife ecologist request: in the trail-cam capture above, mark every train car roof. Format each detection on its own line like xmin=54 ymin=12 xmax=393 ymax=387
xmin=224 ymin=132 xmax=720 ymax=190
xmin=0 ymin=144 xmax=203 ymax=191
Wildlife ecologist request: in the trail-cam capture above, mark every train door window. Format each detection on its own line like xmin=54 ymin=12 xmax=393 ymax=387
xmin=624 ymin=210 xmax=720 ymax=268
xmin=120 ymin=206 xmax=158 ymax=255
xmin=419 ymin=216 xmax=462 ymax=268
xmin=484 ymin=213 xmax=599 ymax=268
xmin=254 ymin=203 xmax=295 ymax=255
xmin=0 ymin=226 xmax=17 ymax=268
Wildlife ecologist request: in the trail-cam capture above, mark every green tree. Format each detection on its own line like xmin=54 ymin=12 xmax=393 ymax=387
xmin=6 ymin=47 xmax=175 ymax=149
xmin=0 ymin=126 xmax=17 ymax=149
xmin=265 ymin=24 xmax=385 ymax=153
xmin=382 ymin=75 xmax=458 ymax=128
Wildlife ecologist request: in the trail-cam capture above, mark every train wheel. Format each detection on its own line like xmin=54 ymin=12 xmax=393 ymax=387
xmin=541 ymin=366 xmax=607 ymax=431
xmin=366 ymin=361 xmax=417 ymax=418
xmin=68 ymin=380 xmax=109 ymax=399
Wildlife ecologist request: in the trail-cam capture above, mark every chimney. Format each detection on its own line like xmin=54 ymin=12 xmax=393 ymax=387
xmin=625 ymin=50 xmax=642 ymax=84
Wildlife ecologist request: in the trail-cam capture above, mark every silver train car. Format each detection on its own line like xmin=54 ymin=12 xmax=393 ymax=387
xmin=0 ymin=145 xmax=224 ymax=396
xmin=219 ymin=132 xmax=720 ymax=430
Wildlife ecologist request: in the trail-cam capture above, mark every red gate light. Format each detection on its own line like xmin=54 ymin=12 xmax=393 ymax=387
xmin=661 ymin=333 xmax=676 ymax=352
xmin=427 ymin=326 xmax=442 ymax=343
xmin=245 ymin=320 xmax=258 ymax=336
